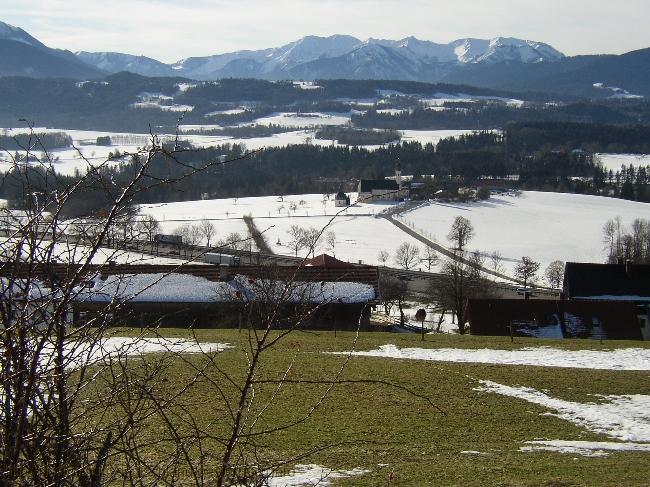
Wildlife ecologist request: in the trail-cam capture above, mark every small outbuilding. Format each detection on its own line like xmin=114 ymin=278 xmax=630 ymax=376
xmin=334 ymin=191 xmax=350 ymax=207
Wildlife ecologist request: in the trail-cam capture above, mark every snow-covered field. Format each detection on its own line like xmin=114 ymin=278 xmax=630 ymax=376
xmin=140 ymin=190 xmax=650 ymax=271
xmin=595 ymin=153 xmax=650 ymax=172
xmin=1 ymin=236 xmax=187 ymax=266
xmin=420 ymin=93 xmax=525 ymax=108
xmin=250 ymin=112 xmax=351 ymax=127
xmin=400 ymin=129 xmax=477 ymax=146
xmin=0 ymin=126 xmax=475 ymax=175
xmin=139 ymin=193 xmax=426 ymax=266
xmin=398 ymin=191 xmax=650 ymax=275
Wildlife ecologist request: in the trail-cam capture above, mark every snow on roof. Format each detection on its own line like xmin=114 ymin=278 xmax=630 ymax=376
xmin=77 ymin=273 xmax=227 ymax=303
xmin=77 ymin=272 xmax=375 ymax=304
xmin=0 ymin=278 xmax=57 ymax=301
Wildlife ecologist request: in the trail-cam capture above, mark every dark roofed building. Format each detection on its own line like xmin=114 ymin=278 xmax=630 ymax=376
xmin=358 ymin=180 xmax=399 ymax=192
xmin=467 ymin=299 xmax=643 ymax=340
xmin=305 ymin=254 xmax=354 ymax=268
xmin=563 ymin=262 xmax=650 ymax=302
xmin=357 ymin=179 xmax=409 ymax=202
xmin=357 ymin=164 xmax=409 ymax=202
xmin=334 ymin=191 xmax=350 ymax=207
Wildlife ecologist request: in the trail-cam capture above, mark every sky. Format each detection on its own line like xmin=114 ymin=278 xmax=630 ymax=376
xmin=3 ymin=0 xmax=650 ymax=63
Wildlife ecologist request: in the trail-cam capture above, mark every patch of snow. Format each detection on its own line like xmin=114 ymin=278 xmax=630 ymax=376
xmin=332 ymin=345 xmax=650 ymax=370
xmin=138 ymin=193 xmax=425 ymax=266
xmin=593 ymin=83 xmax=644 ymax=100
xmin=293 ymin=81 xmax=322 ymax=90
xmin=131 ymin=101 xmax=194 ymax=112
xmin=81 ymin=337 xmax=231 ymax=365
xmin=177 ymin=124 xmax=224 ymax=132
xmin=594 ymin=153 xmax=650 ymax=172
xmin=476 ymin=380 xmax=650 ymax=443
xmin=75 ymin=80 xmax=110 ymax=88
xmin=520 ymin=440 xmax=650 ymax=457
xmin=41 ymin=337 xmax=231 ymax=371
xmin=204 ymin=108 xmax=248 ymax=116
xmin=400 ymin=129 xmax=479 ymax=146
xmin=420 ymin=93 xmax=524 ymax=108
xmin=376 ymin=108 xmax=409 ymax=115
xmin=261 ymin=464 xmax=369 ymax=487
xmin=252 ymin=112 xmax=350 ymax=128
xmin=176 ymin=82 xmax=198 ymax=92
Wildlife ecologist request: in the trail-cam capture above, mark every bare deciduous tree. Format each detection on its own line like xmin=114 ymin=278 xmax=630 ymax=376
xmin=545 ymin=260 xmax=565 ymax=289
xmin=377 ymin=250 xmax=390 ymax=266
xmin=421 ymin=246 xmax=439 ymax=272
xmin=447 ymin=216 xmax=474 ymax=251
xmin=489 ymin=250 xmax=504 ymax=276
xmin=431 ymin=250 xmax=492 ymax=334
xmin=199 ymin=218 xmax=216 ymax=247
xmin=325 ymin=230 xmax=336 ymax=254
xmin=515 ymin=256 xmax=540 ymax=297
xmin=136 ymin=213 xmax=160 ymax=243
xmin=302 ymin=226 xmax=322 ymax=258
xmin=393 ymin=242 xmax=420 ymax=270
xmin=224 ymin=231 xmax=244 ymax=250
xmin=379 ymin=274 xmax=408 ymax=323
xmin=287 ymin=225 xmax=306 ymax=256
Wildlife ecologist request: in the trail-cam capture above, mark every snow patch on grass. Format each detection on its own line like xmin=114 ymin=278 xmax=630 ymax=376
xmin=66 ymin=337 xmax=231 ymax=370
xmin=476 ymin=380 xmax=650 ymax=443
xmin=520 ymin=440 xmax=650 ymax=457
xmin=334 ymin=344 xmax=650 ymax=370
xmin=262 ymin=464 xmax=369 ymax=486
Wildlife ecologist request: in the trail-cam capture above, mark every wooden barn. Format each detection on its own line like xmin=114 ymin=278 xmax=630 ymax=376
xmin=69 ymin=263 xmax=379 ymax=331
xmin=467 ymin=298 xmax=643 ymax=340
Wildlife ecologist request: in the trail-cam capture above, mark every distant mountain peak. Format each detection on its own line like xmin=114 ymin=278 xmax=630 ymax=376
xmin=0 ymin=20 xmax=46 ymax=49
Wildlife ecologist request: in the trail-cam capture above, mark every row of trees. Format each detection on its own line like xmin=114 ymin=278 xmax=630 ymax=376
xmin=379 ymin=216 xmax=566 ymax=335
xmin=603 ymin=216 xmax=650 ymax=264
xmin=284 ymin=225 xmax=336 ymax=258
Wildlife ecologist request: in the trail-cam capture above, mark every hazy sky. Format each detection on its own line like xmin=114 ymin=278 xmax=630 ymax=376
xmin=4 ymin=0 xmax=650 ymax=62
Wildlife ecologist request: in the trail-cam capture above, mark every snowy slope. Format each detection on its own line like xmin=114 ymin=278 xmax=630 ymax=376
xmin=398 ymin=191 xmax=650 ymax=276
xmin=595 ymin=153 xmax=650 ymax=172
xmin=0 ymin=21 xmax=46 ymax=48
xmin=75 ymin=51 xmax=176 ymax=77
xmin=138 ymin=193 xmax=426 ymax=267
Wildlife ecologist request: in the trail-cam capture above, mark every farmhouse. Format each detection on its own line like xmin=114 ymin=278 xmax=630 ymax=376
xmin=467 ymin=299 xmax=643 ymax=340
xmin=0 ymin=262 xmax=378 ymax=331
xmin=357 ymin=164 xmax=409 ymax=202
xmin=467 ymin=261 xmax=650 ymax=341
xmin=563 ymin=261 xmax=650 ymax=340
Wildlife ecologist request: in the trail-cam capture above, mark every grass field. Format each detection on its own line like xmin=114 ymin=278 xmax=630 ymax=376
xmin=98 ymin=329 xmax=650 ymax=486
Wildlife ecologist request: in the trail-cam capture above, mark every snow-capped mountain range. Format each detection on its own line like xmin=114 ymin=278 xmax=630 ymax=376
xmin=74 ymin=34 xmax=564 ymax=81
xmin=3 ymin=19 xmax=650 ymax=99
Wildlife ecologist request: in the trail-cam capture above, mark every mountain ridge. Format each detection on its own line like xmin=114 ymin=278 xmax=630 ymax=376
xmin=0 ymin=20 xmax=648 ymax=99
